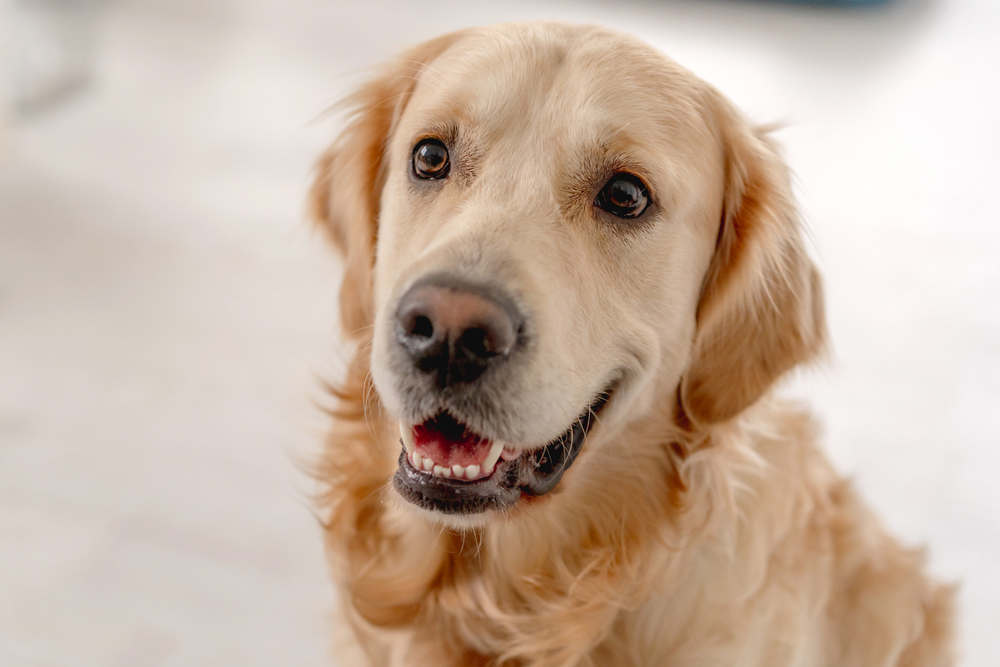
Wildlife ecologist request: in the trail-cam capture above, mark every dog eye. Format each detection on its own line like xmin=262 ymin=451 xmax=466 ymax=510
xmin=412 ymin=138 xmax=450 ymax=180
xmin=595 ymin=172 xmax=650 ymax=219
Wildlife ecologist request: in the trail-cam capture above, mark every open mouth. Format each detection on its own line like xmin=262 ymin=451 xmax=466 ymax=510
xmin=392 ymin=386 xmax=614 ymax=515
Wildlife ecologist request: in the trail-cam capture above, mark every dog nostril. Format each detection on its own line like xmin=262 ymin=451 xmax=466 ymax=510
xmin=457 ymin=327 xmax=490 ymax=358
xmin=409 ymin=314 xmax=434 ymax=340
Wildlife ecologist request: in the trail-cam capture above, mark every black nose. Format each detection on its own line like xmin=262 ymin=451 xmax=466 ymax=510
xmin=395 ymin=278 xmax=520 ymax=387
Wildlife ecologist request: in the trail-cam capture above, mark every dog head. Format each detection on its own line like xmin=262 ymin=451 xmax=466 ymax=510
xmin=310 ymin=23 xmax=825 ymax=525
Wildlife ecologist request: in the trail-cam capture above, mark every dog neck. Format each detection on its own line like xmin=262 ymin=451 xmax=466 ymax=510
xmin=316 ymin=350 xmax=825 ymax=663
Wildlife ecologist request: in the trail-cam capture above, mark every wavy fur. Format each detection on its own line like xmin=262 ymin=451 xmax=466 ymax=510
xmin=309 ymin=23 xmax=954 ymax=666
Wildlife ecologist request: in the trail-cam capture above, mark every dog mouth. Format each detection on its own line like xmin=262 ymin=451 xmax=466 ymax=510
xmin=392 ymin=386 xmax=614 ymax=515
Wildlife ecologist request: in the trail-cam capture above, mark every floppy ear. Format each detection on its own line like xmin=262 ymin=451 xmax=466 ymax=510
xmin=680 ymin=94 xmax=827 ymax=425
xmin=308 ymin=33 xmax=462 ymax=339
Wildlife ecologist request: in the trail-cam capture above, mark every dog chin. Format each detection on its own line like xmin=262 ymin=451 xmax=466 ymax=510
xmin=395 ymin=498 xmax=497 ymax=530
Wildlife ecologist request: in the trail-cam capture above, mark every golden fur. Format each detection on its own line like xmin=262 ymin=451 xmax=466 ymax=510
xmin=309 ymin=23 xmax=955 ymax=666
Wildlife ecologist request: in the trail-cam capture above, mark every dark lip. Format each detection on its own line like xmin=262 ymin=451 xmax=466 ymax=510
xmin=392 ymin=384 xmax=615 ymax=515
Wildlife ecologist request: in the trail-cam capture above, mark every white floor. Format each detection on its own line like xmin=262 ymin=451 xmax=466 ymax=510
xmin=1 ymin=1 xmax=997 ymax=665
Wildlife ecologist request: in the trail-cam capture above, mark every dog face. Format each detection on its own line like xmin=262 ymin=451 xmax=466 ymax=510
xmin=310 ymin=24 xmax=824 ymax=524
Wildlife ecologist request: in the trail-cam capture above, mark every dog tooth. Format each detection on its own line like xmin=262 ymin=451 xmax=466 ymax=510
xmin=412 ymin=451 xmax=423 ymax=469
xmin=500 ymin=446 xmax=520 ymax=461
xmin=483 ymin=460 xmax=495 ymax=476
xmin=466 ymin=464 xmax=480 ymax=479
xmin=433 ymin=465 xmax=449 ymax=478
xmin=399 ymin=423 xmax=415 ymax=453
xmin=483 ymin=441 xmax=504 ymax=471
xmin=452 ymin=464 xmax=465 ymax=479
xmin=422 ymin=457 xmax=434 ymax=472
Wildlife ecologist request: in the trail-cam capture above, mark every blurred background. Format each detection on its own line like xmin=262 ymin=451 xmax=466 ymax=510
xmin=1 ymin=0 xmax=997 ymax=665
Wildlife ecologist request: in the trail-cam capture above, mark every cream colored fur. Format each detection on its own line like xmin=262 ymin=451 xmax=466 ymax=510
xmin=309 ymin=23 xmax=954 ymax=666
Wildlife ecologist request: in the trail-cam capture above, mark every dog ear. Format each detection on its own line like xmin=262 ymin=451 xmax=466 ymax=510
xmin=680 ymin=94 xmax=827 ymax=426
xmin=308 ymin=32 xmax=462 ymax=339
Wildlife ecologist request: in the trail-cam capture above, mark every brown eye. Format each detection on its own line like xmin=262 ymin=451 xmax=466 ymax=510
xmin=595 ymin=172 xmax=650 ymax=219
xmin=412 ymin=138 xmax=450 ymax=179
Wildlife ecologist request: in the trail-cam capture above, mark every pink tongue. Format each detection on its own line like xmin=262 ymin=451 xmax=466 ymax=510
xmin=413 ymin=418 xmax=492 ymax=468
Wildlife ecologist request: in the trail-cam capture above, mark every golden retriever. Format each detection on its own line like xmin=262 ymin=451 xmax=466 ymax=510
xmin=309 ymin=23 xmax=955 ymax=666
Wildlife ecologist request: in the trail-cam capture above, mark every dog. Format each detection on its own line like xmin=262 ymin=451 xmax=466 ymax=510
xmin=308 ymin=23 xmax=955 ymax=666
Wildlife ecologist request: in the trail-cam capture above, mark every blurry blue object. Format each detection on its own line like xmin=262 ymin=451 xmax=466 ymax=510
xmin=773 ymin=0 xmax=890 ymax=5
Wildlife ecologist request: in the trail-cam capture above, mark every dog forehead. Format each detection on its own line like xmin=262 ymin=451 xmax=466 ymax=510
xmin=404 ymin=25 xmax=706 ymax=144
